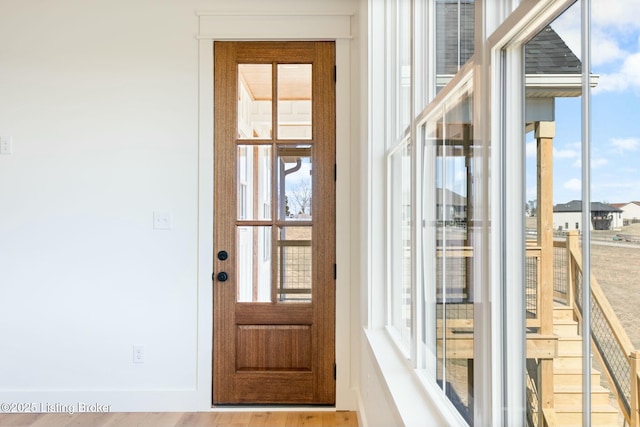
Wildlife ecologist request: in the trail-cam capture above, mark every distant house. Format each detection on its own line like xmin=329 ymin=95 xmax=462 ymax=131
xmin=436 ymin=188 xmax=467 ymax=225
xmin=553 ymin=200 xmax=623 ymax=231
xmin=611 ymin=201 xmax=640 ymax=225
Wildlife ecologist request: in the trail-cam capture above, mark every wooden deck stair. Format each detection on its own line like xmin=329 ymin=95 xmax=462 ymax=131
xmin=550 ymin=305 xmax=621 ymax=427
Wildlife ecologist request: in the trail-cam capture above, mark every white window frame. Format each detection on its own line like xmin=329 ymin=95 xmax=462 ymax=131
xmin=371 ymin=0 xmax=587 ymax=425
xmin=488 ymin=0 xmax=578 ymax=424
xmin=386 ymin=136 xmax=413 ymax=356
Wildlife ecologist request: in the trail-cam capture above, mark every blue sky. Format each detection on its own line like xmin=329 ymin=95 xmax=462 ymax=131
xmin=526 ymin=0 xmax=640 ymax=205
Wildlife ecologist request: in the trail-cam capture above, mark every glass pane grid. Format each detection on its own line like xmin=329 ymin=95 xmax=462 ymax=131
xmin=277 ymin=227 xmax=312 ymax=303
xmin=277 ymin=64 xmax=312 ymax=140
xmin=237 ymin=64 xmax=272 ymax=139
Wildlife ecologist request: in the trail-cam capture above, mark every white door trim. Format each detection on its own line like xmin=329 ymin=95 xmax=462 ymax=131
xmin=196 ymin=11 xmax=356 ymax=410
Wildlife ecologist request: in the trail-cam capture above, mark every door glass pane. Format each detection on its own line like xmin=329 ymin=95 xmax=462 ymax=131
xmin=277 ymin=145 xmax=313 ymax=220
xmin=277 ymin=64 xmax=312 ymax=140
xmin=277 ymin=226 xmax=312 ymax=302
xmin=237 ymin=226 xmax=272 ymax=302
xmin=238 ymin=64 xmax=272 ymax=139
xmin=237 ymin=145 xmax=272 ymax=220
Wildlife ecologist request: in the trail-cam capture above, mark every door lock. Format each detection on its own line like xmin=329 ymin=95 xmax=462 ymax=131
xmin=217 ymin=250 xmax=229 ymax=261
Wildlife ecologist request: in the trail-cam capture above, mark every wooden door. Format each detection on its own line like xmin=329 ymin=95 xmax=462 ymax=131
xmin=213 ymin=41 xmax=336 ymax=405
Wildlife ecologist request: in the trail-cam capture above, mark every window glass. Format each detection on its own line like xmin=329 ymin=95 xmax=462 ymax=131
xmin=397 ymin=0 xmax=412 ymax=136
xmin=237 ymin=145 xmax=272 ymax=221
xmin=389 ymin=140 xmax=413 ymax=349
xmin=276 ymin=226 xmax=312 ymax=302
xmin=277 ymin=64 xmax=312 ymax=140
xmin=523 ymin=2 xmax=590 ymax=422
xmin=277 ymin=145 xmax=312 ymax=221
xmin=238 ymin=64 xmax=272 ymax=139
xmin=435 ymin=0 xmax=475 ymax=93
xmin=439 ymin=85 xmax=474 ymax=423
xmin=420 ymin=79 xmax=474 ymax=424
xmin=237 ymin=226 xmax=272 ymax=302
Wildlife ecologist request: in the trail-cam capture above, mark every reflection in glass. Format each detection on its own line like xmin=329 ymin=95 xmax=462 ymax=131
xmin=276 ymin=226 xmax=312 ymax=302
xmin=389 ymin=141 xmax=412 ymax=349
xmin=435 ymin=0 xmax=475 ymax=93
xmin=237 ymin=145 xmax=272 ymax=220
xmin=238 ymin=64 xmax=272 ymax=139
xmin=277 ymin=64 xmax=312 ymax=140
xmin=277 ymin=146 xmax=312 ymax=220
xmin=237 ymin=226 xmax=272 ymax=302
xmin=425 ymin=84 xmax=473 ymax=424
xmin=398 ymin=0 xmax=411 ymax=136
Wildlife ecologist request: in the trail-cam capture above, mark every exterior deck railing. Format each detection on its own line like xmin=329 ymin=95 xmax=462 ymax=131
xmin=437 ymin=234 xmax=640 ymax=426
xmin=560 ymin=231 xmax=640 ymax=427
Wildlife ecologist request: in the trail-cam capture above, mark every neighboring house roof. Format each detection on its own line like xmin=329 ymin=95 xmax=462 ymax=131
xmin=613 ymin=201 xmax=640 ymax=208
xmin=436 ymin=1 xmax=475 ymax=75
xmin=436 ymin=2 xmax=590 ymax=98
xmin=437 ymin=188 xmax=466 ymax=207
xmin=553 ymin=200 xmax=622 ymax=213
xmin=525 ymin=26 xmax=582 ymax=74
xmin=436 ymin=1 xmax=581 ymax=76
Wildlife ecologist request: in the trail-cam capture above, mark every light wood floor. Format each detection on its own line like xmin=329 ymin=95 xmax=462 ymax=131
xmin=0 ymin=411 xmax=358 ymax=427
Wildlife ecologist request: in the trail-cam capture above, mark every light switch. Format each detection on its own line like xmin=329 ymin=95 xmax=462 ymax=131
xmin=153 ymin=212 xmax=172 ymax=230
xmin=0 ymin=136 xmax=12 ymax=155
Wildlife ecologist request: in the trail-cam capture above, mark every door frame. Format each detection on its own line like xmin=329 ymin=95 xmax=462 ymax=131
xmin=195 ymin=11 xmax=355 ymax=410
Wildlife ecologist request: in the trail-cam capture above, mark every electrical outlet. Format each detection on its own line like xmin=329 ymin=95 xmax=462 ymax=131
xmin=133 ymin=345 xmax=145 ymax=364
xmin=0 ymin=136 xmax=12 ymax=155
xmin=153 ymin=212 xmax=172 ymax=230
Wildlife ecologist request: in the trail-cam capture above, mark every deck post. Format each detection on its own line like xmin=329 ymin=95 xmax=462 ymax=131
xmin=536 ymin=121 xmax=556 ymax=413
xmin=566 ymin=231 xmax=579 ymax=308
xmin=631 ymin=350 xmax=640 ymax=427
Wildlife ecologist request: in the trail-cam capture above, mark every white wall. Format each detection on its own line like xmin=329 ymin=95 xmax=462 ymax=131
xmin=554 ymin=211 xmax=624 ymax=231
xmin=554 ymin=212 xmax=583 ymax=231
xmin=621 ymin=203 xmax=640 ymax=221
xmin=0 ymin=0 xmax=360 ymax=413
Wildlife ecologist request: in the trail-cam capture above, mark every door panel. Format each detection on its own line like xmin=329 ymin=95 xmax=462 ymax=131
xmin=213 ymin=41 xmax=335 ymax=405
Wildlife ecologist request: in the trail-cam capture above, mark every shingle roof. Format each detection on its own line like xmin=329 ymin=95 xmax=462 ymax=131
xmin=553 ymin=200 xmax=622 ymax=213
xmin=436 ymin=1 xmax=581 ymax=76
xmin=437 ymin=188 xmax=466 ymax=206
xmin=611 ymin=201 xmax=640 ymax=209
xmin=436 ymin=1 xmax=475 ymax=75
xmin=525 ymin=26 xmax=582 ymax=74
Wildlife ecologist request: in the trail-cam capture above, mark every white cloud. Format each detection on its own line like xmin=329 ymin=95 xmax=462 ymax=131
xmin=526 ymin=141 xmax=536 ymax=158
xmin=572 ymin=157 xmax=608 ymax=168
xmin=591 ymin=31 xmax=627 ymax=66
xmin=552 ymin=1 xmax=640 ymax=93
xmin=594 ymin=52 xmax=640 ymax=94
xmin=554 ymin=147 xmax=580 ymax=159
xmin=592 ymin=0 xmax=640 ymax=30
xmin=611 ymin=137 xmax=640 ymax=152
xmin=564 ymin=178 xmax=582 ymax=191
xmin=592 ymin=157 xmax=609 ymax=168
xmin=573 ymin=157 xmax=609 ymax=169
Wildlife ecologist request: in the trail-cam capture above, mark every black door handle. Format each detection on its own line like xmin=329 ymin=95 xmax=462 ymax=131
xmin=217 ymin=272 xmax=228 ymax=282
xmin=217 ymin=250 xmax=228 ymax=261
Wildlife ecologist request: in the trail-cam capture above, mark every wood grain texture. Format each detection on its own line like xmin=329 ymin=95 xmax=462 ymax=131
xmin=213 ymin=41 xmax=335 ymax=405
xmin=0 ymin=411 xmax=357 ymax=427
xmin=236 ymin=325 xmax=312 ymax=370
